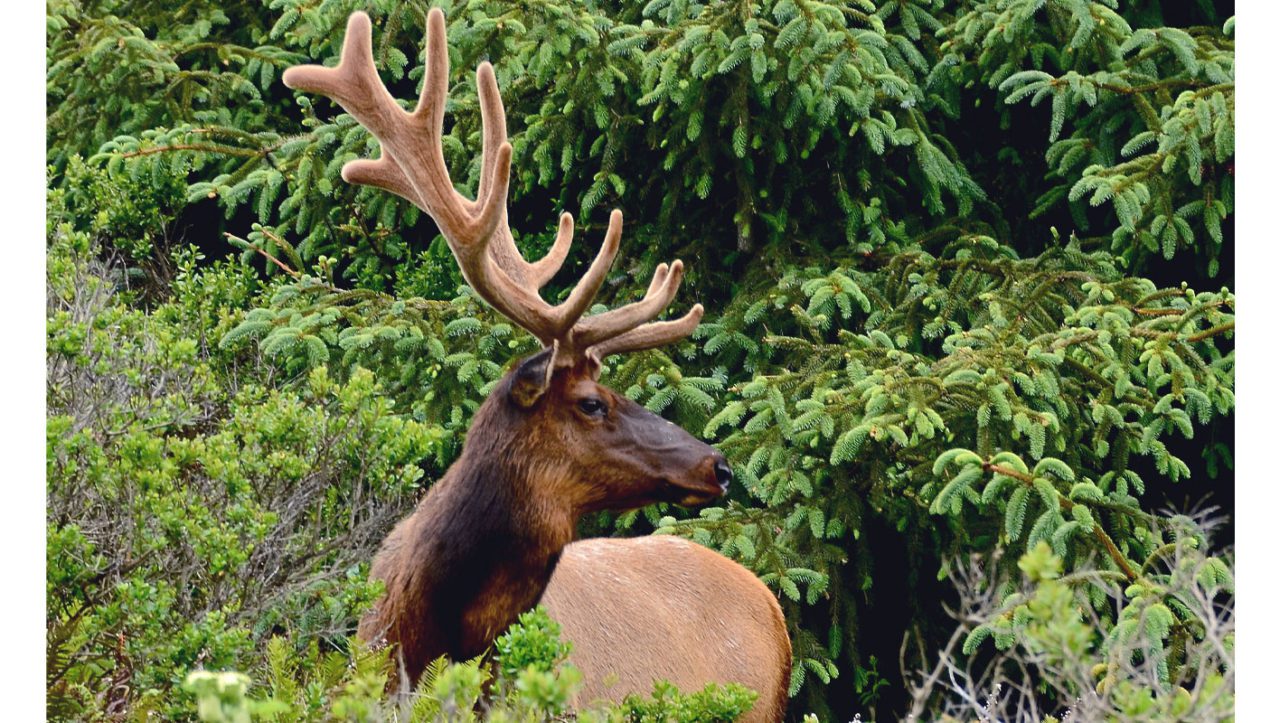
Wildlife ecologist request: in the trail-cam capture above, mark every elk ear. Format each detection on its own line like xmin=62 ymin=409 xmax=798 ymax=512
xmin=509 ymin=346 xmax=556 ymax=409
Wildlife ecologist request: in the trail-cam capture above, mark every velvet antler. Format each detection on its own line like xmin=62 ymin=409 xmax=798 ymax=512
xmin=282 ymin=9 xmax=703 ymax=367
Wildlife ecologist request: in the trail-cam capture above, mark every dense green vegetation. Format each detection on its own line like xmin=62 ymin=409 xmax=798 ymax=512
xmin=47 ymin=0 xmax=1234 ymax=720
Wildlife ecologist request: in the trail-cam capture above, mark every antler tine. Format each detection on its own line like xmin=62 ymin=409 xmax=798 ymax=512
xmin=341 ymin=158 xmax=417 ymax=202
xmin=529 ymin=213 xmax=575 ymax=289
xmin=282 ymin=13 xmax=397 ymax=133
xmin=571 ymin=259 xmax=687 ymax=351
xmin=555 ymin=210 xmax=622 ymax=328
xmin=470 ymin=61 xmax=574 ymax=291
xmin=470 ymin=62 xmax=507 ymax=213
xmin=587 ymin=304 xmax=706 ymax=360
xmin=283 ymin=14 xmax=425 ymax=207
xmin=645 ymin=263 xmax=671 ymax=296
xmin=414 ymin=6 xmax=451 ymax=143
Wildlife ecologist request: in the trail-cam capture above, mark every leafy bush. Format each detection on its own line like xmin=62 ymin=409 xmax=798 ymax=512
xmin=47 ymin=215 xmax=437 ymax=718
xmin=902 ymin=527 xmax=1233 ymax=721
xmin=181 ymin=608 xmax=756 ymax=723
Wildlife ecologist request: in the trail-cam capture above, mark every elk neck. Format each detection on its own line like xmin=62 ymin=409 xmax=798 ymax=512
xmin=373 ymin=398 xmax=579 ymax=681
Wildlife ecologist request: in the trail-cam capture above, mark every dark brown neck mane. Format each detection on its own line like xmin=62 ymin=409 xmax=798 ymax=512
xmin=359 ymin=391 xmax=577 ymax=684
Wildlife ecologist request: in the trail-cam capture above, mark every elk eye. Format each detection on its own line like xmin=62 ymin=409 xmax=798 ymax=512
xmin=577 ymin=397 xmax=607 ymax=417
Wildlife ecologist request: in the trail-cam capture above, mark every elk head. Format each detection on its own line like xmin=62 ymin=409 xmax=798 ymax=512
xmin=486 ymin=348 xmax=732 ymax=512
xmin=282 ymin=9 xmax=730 ymax=513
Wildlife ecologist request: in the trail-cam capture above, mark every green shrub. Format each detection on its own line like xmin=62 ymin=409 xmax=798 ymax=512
xmin=903 ymin=529 xmax=1233 ymax=721
xmin=47 ymin=222 xmax=441 ymax=719
xmin=182 ymin=608 xmax=756 ymax=723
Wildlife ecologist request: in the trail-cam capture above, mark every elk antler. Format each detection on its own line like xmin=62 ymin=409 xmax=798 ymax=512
xmin=283 ymin=9 xmax=703 ymax=367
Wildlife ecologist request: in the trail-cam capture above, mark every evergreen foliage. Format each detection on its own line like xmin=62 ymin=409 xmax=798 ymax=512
xmin=47 ymin=0 xmax=1234 ymax=720
xmin=938 ymin=0 xmax=1234 ymax=273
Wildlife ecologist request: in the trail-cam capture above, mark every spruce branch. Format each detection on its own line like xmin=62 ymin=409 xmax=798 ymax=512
xmin=983 ymin=461 xmax=1139 ymax=582
xmin=224 ymin=232 xmax=301 ymax=279
xmin=1185 ymin=321 xmax=1234 ymax=344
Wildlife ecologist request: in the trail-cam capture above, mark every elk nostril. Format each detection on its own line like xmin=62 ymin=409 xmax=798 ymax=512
xmin=713 ymin=460 xmax=733 ymax=490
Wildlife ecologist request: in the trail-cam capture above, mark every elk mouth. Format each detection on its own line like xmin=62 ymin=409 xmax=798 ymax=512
xmin=660 ymin=478 xmax=727 ymax=507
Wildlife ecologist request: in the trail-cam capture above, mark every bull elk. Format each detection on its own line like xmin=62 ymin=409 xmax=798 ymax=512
xmin=282 ymin=10 xmax=791 ymax=721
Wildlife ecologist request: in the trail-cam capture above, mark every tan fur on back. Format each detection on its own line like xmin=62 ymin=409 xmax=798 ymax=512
xmin=540 ymin=536 xmax=791 ymax=723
